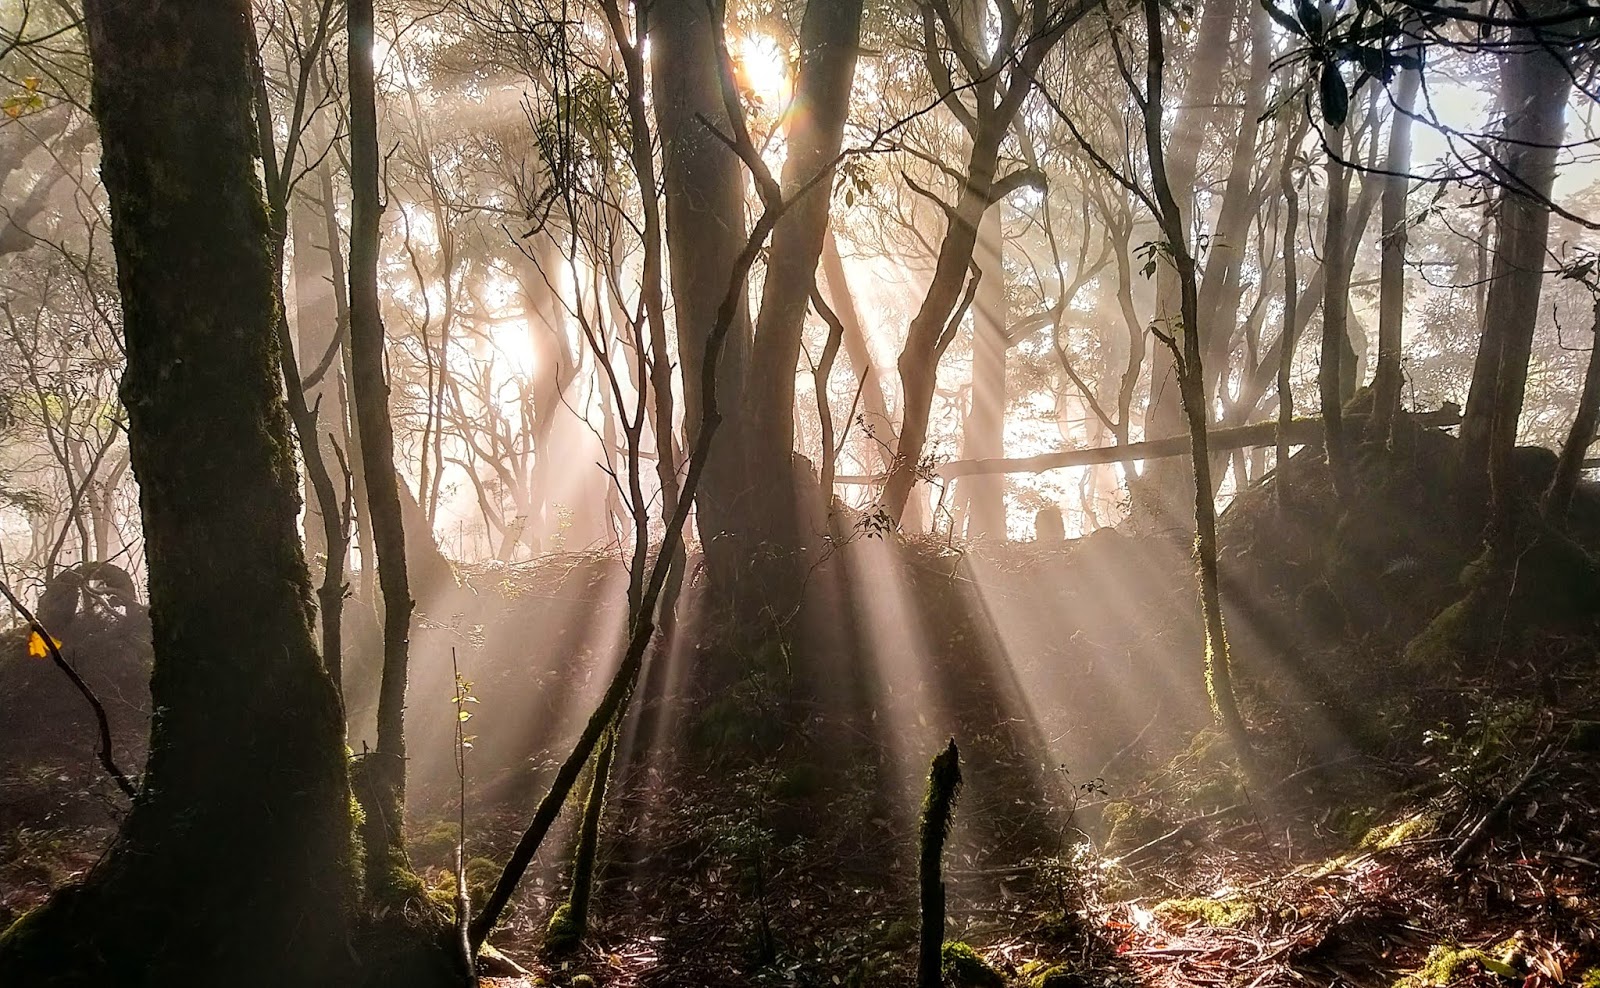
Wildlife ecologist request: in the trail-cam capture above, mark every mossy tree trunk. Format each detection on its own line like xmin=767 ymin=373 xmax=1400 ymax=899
xmin=1141 ymin=0 xmax=1251 ymax=760
xmin=917 ymin=740 xmax=961 ymax=988
xmin=348 ymin=0 xmax=418 ymax=897
xmin=0 ymin=0 xmax=356 ymax=982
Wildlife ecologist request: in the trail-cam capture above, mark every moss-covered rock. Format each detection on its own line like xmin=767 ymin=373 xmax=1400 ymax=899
xmin=941 ymin=941 xmax=1004 ymax=987
xmin=1101 ymin=801 xmax=1170 ymax=852
xmin=880 ymin=917 xmax=918 ymax=948
xmin=408 ymin=820 xmax=462 ymax=868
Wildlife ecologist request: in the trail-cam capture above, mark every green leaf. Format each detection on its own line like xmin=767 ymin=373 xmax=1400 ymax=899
xmin=1319 ymin=61 xmax=1349 ymax=127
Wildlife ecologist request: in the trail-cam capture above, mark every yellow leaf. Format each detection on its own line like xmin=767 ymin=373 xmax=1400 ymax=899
xmin=22 ymin=76 xmax=39 ymax=92
xmin=26 ymin=630 xmax=60 ymax=658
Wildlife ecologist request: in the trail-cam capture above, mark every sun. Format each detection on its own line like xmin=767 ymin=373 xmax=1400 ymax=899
xmin=737 ymin=32 xmax=790 ymax=107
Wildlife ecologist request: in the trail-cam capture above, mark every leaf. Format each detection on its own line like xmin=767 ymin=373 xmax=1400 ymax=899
xmin=22 ymin=76 xmax=38 ymax=92
xmin=1262 ymin=0 xmax=1306 ymax=37
xmin=26 ymin=630 xmax=60 ymax=658
xmin=1294 ymin=0 xmax=1324 ymax=36
xmin=1319 ymin=61 xmax=1349 ymax=127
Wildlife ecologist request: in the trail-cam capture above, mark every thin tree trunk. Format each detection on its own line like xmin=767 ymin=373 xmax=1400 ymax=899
xmin=348 ymin=0 xmax=416 ymax=895
xmin=1373 ymin=61 xmax=1421 ymax=440
xmin=1320 ymin=111 xmax=1354 ymax=499
xmin=1544 ymin=295 xmax=1600 ymax=521
xmin=961 ymin=206 xmax=1008 ymax=537
xmin=1278 ymin=114 xmax=1307 ymax=510
xmin=1142 ymin=0 xmax=1250 ymax=761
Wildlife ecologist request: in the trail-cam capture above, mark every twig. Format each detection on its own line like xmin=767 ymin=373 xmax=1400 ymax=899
xmin=1449 ymin=744 xmax=1552 ymax=869
xmin=0 ymin=577 xmax=137 ymax=798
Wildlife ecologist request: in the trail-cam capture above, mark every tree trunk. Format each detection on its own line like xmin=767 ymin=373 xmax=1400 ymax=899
xmin=1142 ymin=0 xmax=1250 ymax=761
xmin=961 ymin=207 xmax=1008 ymax=538
xmin=1136 ymin=0 xmax=1241 ymax=525
xmin=1544 ymin=295 xmax=1600 ymax=522
xmin=0 ymin=0 xmax=355 ymax=980
xmin=650 ymin=0 xmax=754 ymax=583
xmin=1320 ymin=111 xmax=1354 ymax=499
xmin=1197 ymin=0 xmax=1273 ymax=399
xmin=348 ymin=0 xmax=417 ymax=896
xmin=1277 ymin=114 xmax=1307 ymax=509
xmin=1459 ymin=29 xmax=1572 ymax=524
xmin=744 ymin=0 xmax=865 ymax=545
xmin=1373 ymin=60 xmax=1420 ymax=440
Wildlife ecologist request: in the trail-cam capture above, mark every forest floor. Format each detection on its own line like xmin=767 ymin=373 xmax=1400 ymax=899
xmin=3 ymin=420 xmax=1599 ymax=986
xmin=5 ymin=649 xmax=1596 ymax=988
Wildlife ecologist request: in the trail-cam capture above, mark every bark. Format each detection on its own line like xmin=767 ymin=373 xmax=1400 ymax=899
xmin=1278 ymin=114 xmax=1308 ymax=509
xmin=1137 ymin=0 xmax=1242 ymax=521
xmin=1373 ymin=62 xmax=1421 ymax=440
xmin=961 ymin=207 xmax=1008 ymax=537
xmin=1320 ymin=112 xmax=1354 ymax=499
xmin=1458 ymin=28 xmax=1572 ymax=526
xmin=650 ymin=0 xmax=753 ymax=581
xmin=744 ymin=0 xmax=865 ymax=543
xmin=1543 ymin=295 xmax=1600 ymax=521
xmin=917 ymin=740 xmax=961 ymax=988
xmin=821 ymin=229 xmax=896 ymax=474
xmin=0 ymin=0 xmax=354 ymax=981
xmin=1196 ymin=0 xmax=1274 ymax=398
xmin=348 ymin=0 xmax=416 ymax=893
xmin=1142 ymin=0 xmax=1249 ymax=760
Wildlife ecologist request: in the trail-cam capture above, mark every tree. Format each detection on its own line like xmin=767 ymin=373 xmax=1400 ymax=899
xmin=1458 ymin=14 xmax=1574 ymax=529
xmin=1372 ymin=54 xmax=1421 ymax=440
xmin=0 ymin=0 xmax=356 ymax=980
xmin=347 ymin=0 xmax=420 ymax=897
xmin=744 ymin=0 xmax=866 ymax=541
xmin=878 ymin=0 xmax=1076 ymax=524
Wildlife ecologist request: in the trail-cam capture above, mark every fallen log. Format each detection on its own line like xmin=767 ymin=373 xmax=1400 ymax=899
xmin=833 ymin=408 xmax=1463 ymax=483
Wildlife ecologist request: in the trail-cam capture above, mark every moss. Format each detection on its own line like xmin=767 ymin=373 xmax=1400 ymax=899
xmin=1359 ymin=811 xmax=1437 ymax=850
xmin=1403 ymin=593 xmax=1482 ymax=668
xmin=464 ymin=856 xmax=501 ymax=904
xmin=408 ymin=820 xmax=461 ymax=868
xmin=1026 ymin=962 xmax=1089 ymax=988
xmin=941 ymin=941 xmax=1004 ymax=988
xmin=544 ymin=902 xmax=581 ymax=953
xmin=1393 ymin=942 xmax=1519 ymax=987
xmin=1153 ymin=896 xmax=1256 ymax=928
xmin=1331 ymin=806 xmax=1384 ymax=844
xmin=880 ymin=917 xmax=918 ymax=948
xmin=571 ymin=976 xmax=597 ymax=988
xmin=1579 ymin=968 xmax=1600 ymax=988
xmin=1101 ymin=801 xmax=1170 ymax=852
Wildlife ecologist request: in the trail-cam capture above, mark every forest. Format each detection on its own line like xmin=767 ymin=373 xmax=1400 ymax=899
xmin=0 ymin=0 xmax=1597 ymax=984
